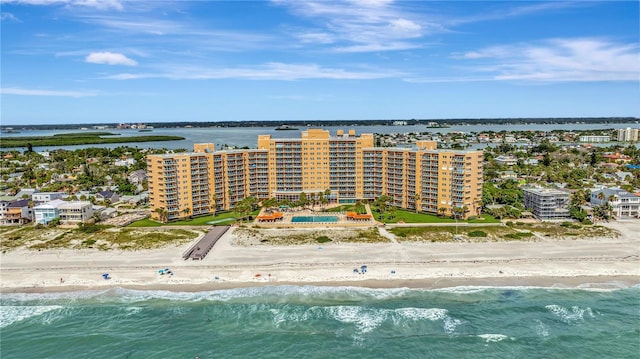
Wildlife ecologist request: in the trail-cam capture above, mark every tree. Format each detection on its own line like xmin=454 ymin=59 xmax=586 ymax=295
xmin=298 ymin=192 xmax=308 ymax=208
xmin=413 ymin=192 xmax=421 ymax=213
xmin=154 ymin=207 xmax=168 ymax=223
xmin=210 ymin=194 xmax=217 ymax=216
xmin=183 ymin=207 xmax=191 ymax=219
xmin=438 ymin=207 xmax=447 ymax=217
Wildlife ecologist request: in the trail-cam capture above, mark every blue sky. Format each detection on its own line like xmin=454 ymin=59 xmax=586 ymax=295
xmin=1 ymin=0 xmax=638 ymax=125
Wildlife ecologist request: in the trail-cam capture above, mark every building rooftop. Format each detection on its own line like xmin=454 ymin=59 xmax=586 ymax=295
xmin=523 ymin=187 xmax=568 ymax=195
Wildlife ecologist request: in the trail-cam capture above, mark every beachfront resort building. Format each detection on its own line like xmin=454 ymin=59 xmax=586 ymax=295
xmin=147 ymin=129 xmax=483 ymax=222
xmin=523 ymin=186 xmax=571 ymax=220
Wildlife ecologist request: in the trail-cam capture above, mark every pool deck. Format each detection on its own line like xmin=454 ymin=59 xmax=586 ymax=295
xmin=254 ymin=206 xmax=375 ymax=227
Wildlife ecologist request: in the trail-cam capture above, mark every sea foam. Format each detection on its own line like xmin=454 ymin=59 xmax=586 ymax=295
xmin=0 ymin=305 xmax=64 ymax=328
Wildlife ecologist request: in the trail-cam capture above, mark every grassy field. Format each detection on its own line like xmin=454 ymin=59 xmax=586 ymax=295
xmin=506 ymin=221 xmax=618 ymax=239
xmin=370 ymin=206 xmax=499 ymax=224
xmin=1 ymin=226 xmax=203 ymax=251
xmin=389 ymin=225 xmax=520 ymax=242
xmin=234 ymin=227 xmax=389 ymax=245
xmin=1 ymin=132 xmax=184 ymax=148
xmin=128 ymin=210 xmax=260 ymax=227
xmin=389 ymin=221 xmax=619 ymax=242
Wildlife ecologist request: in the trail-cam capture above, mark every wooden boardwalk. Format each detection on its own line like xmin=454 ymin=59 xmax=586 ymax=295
xmin=182 ymin=226 xmax=230 ymax=260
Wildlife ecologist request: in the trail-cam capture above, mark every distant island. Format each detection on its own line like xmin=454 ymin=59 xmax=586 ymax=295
xmin=275 ymin=125 xmax=299 ymax=131
xmin=1 ymin=132 xmax=184 ymax=148
xmin=0 ymin=117 xmax=637 ymax=131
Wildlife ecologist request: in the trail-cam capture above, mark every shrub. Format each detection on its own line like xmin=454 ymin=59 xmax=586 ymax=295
xmin=581 ymin=219 xmax=593 ymax=225
xmin=467 ymin=230 xmax=487 ymax=237
xmin=504 ymin=232 xmax=534 ymax=240
xmin=316 ymin=235 xmax=332 ymax=243
xmin=77 ymin=222 xmax=101 ymax=234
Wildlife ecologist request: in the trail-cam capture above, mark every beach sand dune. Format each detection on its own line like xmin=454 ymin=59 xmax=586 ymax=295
xmin=1 ymin=221 xmax=638 ymax=293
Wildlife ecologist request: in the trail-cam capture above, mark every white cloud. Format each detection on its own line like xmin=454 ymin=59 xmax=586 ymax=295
xmin=0 ymin=0 xmax=123 ymax=10
xmin=1 ymin=87 xmax=96 ymax=97
xmin=1 ymin=12 xmax=21 ymax=22
xmin=273 ymin=0 xmax=429 ymax=52
xmin=104 ymin=62 xmax=404 ymax=81
xmin=85 ymin=51 xmax=137 ymax=66
xmin=453 ymin=38 xmax=640 ymax=82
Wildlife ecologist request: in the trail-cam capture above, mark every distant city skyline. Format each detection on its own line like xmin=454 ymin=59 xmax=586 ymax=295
xmin=1 ymin=0 xmax=638 ymax=125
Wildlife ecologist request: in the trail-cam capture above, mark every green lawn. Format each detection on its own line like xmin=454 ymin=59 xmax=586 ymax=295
xmin=128 ymin=209 xmax=260 ymax=227
xmin=371 ymin=206 xmax=500 ymax=224
xmin=324 ymin=204 xmax=367 ymax=214
xmin=372 ymin=207 xmax=455 ymax=223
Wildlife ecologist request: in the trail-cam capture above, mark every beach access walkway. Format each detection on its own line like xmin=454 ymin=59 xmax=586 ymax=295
xmin=183 ymin=226 xmax=230 ymax=260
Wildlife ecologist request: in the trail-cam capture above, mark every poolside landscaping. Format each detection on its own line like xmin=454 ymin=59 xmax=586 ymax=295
xmin=128 ymin=210 xmax=260 ymax=227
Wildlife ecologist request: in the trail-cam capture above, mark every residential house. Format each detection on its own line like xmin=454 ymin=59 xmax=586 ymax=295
xmin=495 ymin=155 xmax=518 ymax=166
xmin=523 ymin=187 xmax=571 ymax=220
xmin=591 ymin=188 xmax=640 ymax=218
xmin=15 ymin=188 xmax=39 ymax=199
xmin=58 ymin=201 xmax=94 ymax=224
xmin=32 ymin=192 xmax=66 ymax=205
xmin=115 ymin=158 xmax=136 ymax=167
xmin=128 ymin=169 xmax=148 ymax=184
xmin=0 ymin=199 xmax=33 ymax=225
xmin=496 ymin=171 xmax=518 ymax=181
xmin=96 ymin=190 xmax=119 ymax=203
xmin=34 ymin=199 xmax=66 ymax=224
xmin=603 ymin=153 xmax=632 ymax=164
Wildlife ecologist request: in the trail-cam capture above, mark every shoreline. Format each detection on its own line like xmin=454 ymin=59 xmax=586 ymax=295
xmin=3 ymin=275 xmax=639 ymax=295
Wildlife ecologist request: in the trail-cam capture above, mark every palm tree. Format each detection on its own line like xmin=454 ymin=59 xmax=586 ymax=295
xmin=597 ymin=191 xmax=605 ymax=203
xmin=438 ymin=207 xmax=447 ymax=217
xmin=210 ymin=194 xmax=217 ymax=216
xmin=183 ymin=207 xmax=191 ymax=220
xmin=154 ymin=207 xmax=168 ymax=223
xmin=413 ymin=193 xmax=421 ymax=213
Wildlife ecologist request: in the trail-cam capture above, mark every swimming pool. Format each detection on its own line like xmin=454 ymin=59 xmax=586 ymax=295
xmin=291 ymin=215 xmax=339 ymax=223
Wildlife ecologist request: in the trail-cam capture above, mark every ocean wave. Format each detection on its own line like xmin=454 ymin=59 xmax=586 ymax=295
xmin=0 ymin=305 xmax=64 ymax=328
xmin=545 ymin=304 xmax=595 ymax=324
xmin=478 ymin=334 xmax=513 ymax=343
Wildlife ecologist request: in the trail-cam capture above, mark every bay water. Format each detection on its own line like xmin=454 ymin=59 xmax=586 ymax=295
xmin=2 ymin=285 xmax=638 ymax=358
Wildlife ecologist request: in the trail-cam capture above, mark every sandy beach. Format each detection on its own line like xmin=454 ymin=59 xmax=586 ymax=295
xmin=1 ymin=221 xmax=638 ymax=293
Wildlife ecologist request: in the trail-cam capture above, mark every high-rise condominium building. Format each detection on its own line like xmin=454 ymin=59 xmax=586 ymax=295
xmin=617 ymin=128 xmax=639 ymax=142
xmin=147 ymin=129 xmax=483 ymax=221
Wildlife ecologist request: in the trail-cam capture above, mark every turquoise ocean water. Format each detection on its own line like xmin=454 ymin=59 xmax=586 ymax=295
xmin=1 ymin=285 xmax=638 ymax=358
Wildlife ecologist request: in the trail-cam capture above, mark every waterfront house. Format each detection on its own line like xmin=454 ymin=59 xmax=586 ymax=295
xmin=0 ymin=199 xmax=33 ymax=225
xmin=58 ymin=201 xmax=94 ymax=224
xmin=590 ymin=188 xmax=640 ymax=218
xmin=34 ymin=199 xmax=66 ymax=224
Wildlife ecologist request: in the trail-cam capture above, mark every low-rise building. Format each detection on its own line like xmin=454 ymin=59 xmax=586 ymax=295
xmin=579 ymin=135 xmax=610 ymax=143
xmin=58 ymin=201 xmax=94 ymax=224
xmin=495 ymin=155 xmax=518 ymax=166
xmin=32 ymin=192 xmax=66 ymax=204
xmin=0 ymin=199 xmax=33 ymax=225
xmin=96 ymin=190 xmax=119 ymax=203
xmin=128 ymin=169 xmax=148 ymax=184
xmin=523 ymin=187 xmax=571 ymax=220
xmin=591 ymin=188 xmax=640 ymax=218
xmin=34 ymin=199 xmax=66 ymax=224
